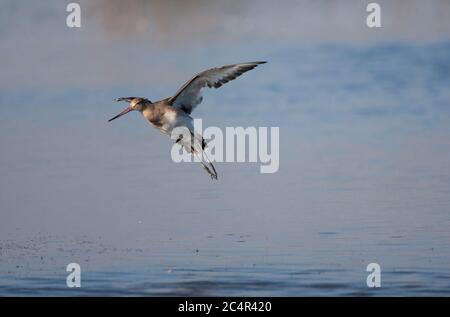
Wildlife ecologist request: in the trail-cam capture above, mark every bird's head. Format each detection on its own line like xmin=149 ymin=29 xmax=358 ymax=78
xmin=108 ymin=97 xmax=151 ymax=122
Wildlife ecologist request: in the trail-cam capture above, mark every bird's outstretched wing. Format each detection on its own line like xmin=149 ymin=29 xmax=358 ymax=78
xmin=168 ymin=61 xmax=266 ymax=114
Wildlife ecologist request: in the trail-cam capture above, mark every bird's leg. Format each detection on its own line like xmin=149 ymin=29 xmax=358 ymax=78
xmin=175 ymin=132 xmax=218 ymax=180
xmin=193 ymin=152 xmax=218 ymax=180
xmin=200 ymin=160 xmax=218 ymax=180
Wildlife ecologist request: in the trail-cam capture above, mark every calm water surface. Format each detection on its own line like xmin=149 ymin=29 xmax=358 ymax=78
xmin=1 ymin=0 xmax=450 ymax=296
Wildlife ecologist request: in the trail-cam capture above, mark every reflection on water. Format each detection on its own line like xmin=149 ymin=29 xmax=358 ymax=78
xmin=1 ymin=1 xmax=450 ymax=296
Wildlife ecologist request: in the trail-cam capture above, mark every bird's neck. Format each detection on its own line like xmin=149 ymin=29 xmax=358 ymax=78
xmin=141 ymin=103 xmax=156 ymax=121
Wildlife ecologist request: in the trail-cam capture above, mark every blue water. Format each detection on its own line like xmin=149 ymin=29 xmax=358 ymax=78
xmin=1 ymin=1 xmax=450 ymax=296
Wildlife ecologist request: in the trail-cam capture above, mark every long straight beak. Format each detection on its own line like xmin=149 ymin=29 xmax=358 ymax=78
xmin=108 ymin=106 xmax=133 ymax=122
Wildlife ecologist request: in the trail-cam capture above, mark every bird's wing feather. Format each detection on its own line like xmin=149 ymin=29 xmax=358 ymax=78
xmin=168 ymin=61 xmax=266 ymax=114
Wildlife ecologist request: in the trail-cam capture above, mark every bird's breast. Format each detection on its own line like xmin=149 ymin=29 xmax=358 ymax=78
xmin=142 ymin=106 xmax=193 ymax=136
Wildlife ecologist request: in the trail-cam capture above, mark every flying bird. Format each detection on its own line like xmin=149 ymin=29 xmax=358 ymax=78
xmin=108 ymin=61 xmax=266 ymax=179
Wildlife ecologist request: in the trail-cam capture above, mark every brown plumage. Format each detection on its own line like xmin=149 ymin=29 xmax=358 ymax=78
xmin=108 ymin=61 xmax=267 ymax=179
